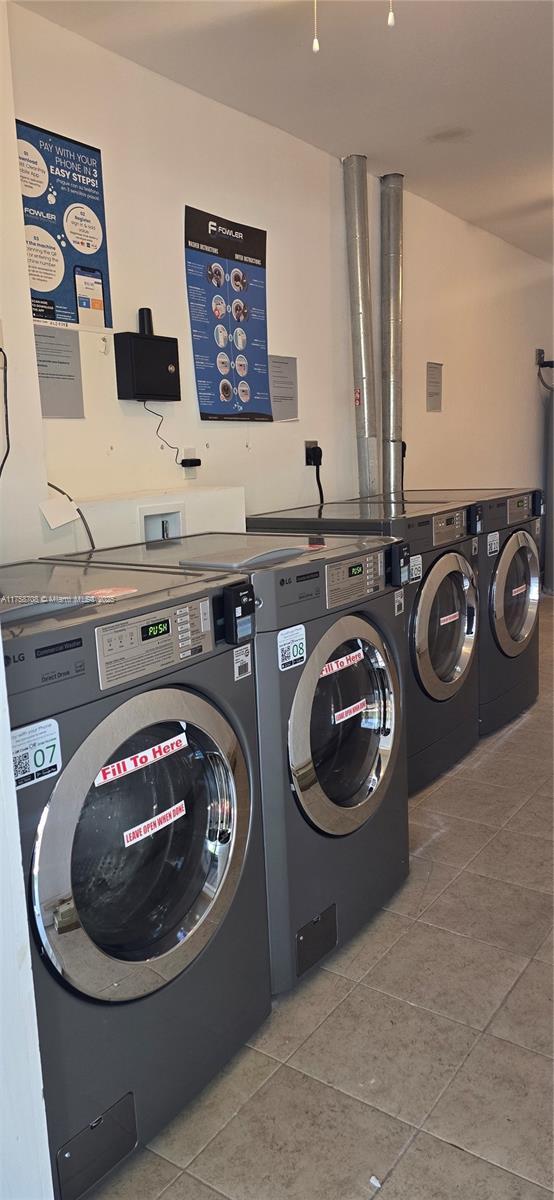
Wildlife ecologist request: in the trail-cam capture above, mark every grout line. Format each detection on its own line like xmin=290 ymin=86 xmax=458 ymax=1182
xmin=412 ymin=1128 xmax=554 ymax=1194
xmin=321 ymin=913 xmax=416 ymax=985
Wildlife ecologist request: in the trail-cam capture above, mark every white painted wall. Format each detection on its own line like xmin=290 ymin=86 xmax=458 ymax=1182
xmin=4 ymin=3 xmax=553 ymax=563
xmin=402 ymin=191 xmax=552 ymax=490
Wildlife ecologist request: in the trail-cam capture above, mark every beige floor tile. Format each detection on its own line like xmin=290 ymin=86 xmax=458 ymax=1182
xmin=323 ymin=910 xmax=413 ymax=982
xmin=425 ymin=1035 xmax=554 ymax=1189
xmin=364 ymin=923 xmax=527 ymax=1029
xmin=535 ymin=927 xmax=554 ymax=964
xmin=247 ymin=967 xmax=353 ymax=1062
xmin=417 ymin=772 xmax=525 ymax=828
xmin=160 ymin=1175 xmax=226 ymax=1200
xmin=421 ymin=870 xmax=553 ymax=956
xmin=89 ymin=1150 xmax=180 ymax=1200
xmin=148 ymin=1047 xmax=278 ymax=1168
xmin=379 ymin=1131 xmax=551 ymax=1199
xmin=409 ymin=810 xmax=495 ymax=867
xmin=489 ymin=960 xmax=553 ymax=1057
xmin=189 ymin=1065 xmax=412 ymax=1200
xmin=465 ymin=749 xmax=550 ymax=795
xmin=469 ymin=828 xmax=553 ymax=894
xmin=383 ymin=857 xmax=459 ymax=918
xmin=505 ymin=790 xmax=553 ymax=840
xmin=289 ymin=985 xmax=476 ymax=1126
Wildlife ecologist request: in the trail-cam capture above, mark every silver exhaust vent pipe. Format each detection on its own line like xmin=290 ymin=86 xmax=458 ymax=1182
xmin=343 ymin=155 xmax=380 ymax=497
xmin=381 ymin=173 xmax=404 ymax=495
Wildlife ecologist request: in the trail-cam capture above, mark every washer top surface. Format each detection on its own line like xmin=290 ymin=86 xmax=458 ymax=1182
xmin=249 ymin=495 xmax=468 ymax=527
xmin=44 ymin=530 xmax=399 ymax=573
xmin=0 ymin=558 xmax=236 ymax=631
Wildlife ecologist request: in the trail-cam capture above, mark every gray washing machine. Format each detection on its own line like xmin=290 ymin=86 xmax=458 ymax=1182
xmin=247 ymin=500 xmax=480 ymax=794
xmin=386 ymin=489 xmax=543 ymax=735
xmin=1 ymin=560 xmax=270 ymax=1200
xmin=45 ymin=533 xmax=410 ymax=995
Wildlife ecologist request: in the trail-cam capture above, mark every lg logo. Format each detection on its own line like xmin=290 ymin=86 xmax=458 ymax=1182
xmin=279 ymin=577 xmax=292 ymax=588
xmin=4 ymin=652 xmax=25 ymax=667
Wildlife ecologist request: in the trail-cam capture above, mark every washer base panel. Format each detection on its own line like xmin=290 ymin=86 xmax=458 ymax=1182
xmin=408 ymin=716 xmax=478 ymax=796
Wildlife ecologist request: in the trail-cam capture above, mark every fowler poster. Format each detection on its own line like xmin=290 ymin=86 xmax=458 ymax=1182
xmin=16 ymin=121 xmax=112 ymax=329
xmin=185 ymin=206 xmax=271 ymax=421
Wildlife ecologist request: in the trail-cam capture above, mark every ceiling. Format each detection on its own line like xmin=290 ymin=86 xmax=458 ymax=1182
xmin=21 ymin=0 xmax=554 ymax=261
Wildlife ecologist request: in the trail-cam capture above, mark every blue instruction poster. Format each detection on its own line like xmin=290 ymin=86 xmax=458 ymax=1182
xmin=16 ymin=121 xmax=112 ymax=329
xmin=185 ymin=206 xmax=271 ymax=421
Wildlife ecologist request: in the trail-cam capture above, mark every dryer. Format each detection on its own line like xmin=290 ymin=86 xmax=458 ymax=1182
xmin=44 ymin=533 xmax=410 ymax=995
xmin=246 ymin=499 xmax=480 ymax=794
xmin=1 ymin=560 xmax=270 ymax=1200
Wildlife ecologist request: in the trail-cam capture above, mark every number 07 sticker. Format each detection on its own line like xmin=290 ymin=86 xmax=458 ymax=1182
xmin=11 ymin=718 xmax=62 ymax=791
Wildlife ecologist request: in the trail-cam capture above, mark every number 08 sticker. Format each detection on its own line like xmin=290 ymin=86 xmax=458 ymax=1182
xmin=277 ymin=624 xmax=306 ymax=671
xmin=11 ymin=718 xmax=61 ymax=791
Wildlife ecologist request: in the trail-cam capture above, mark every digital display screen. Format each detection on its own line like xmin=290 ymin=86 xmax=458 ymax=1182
xmin=349 ymin=563 xmax=364 ymax=578
xmin=141 ymin=618 xmax=171 ymax=642
xmin=445 ymin=516 xmax=455 ymax=526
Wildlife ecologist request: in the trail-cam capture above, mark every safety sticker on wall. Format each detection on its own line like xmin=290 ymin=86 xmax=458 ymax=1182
xmin=11 ymin=718 xmax=61 ymax=790
xmin=487 ymin=532 xmax=500 ymax=557
xmin=394 ymin=589 xmax=405 ymax=617
xmin=278 ymin=624 xmax=306 ymax=671
xmin=233 ymin=644 xmax=252 ymax=681
xmin=409 ymin=555 xmax=422 ymax=584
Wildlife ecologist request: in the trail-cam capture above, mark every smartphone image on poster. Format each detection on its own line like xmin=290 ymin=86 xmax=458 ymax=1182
xmin=74 ymin=265 xmax=105 ymax=328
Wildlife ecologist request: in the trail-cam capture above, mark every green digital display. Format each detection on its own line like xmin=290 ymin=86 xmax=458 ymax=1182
xmin=349 ymin=563 xmax=364 ymax=578
xmin=141 ymin=618 xmax=171 ymax=642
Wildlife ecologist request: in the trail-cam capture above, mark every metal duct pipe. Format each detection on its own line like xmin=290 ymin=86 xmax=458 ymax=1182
xmin=381 ymin=172 xmax=404 ymax=495
xmin=343 ymin=155 xmax=380 ymax=497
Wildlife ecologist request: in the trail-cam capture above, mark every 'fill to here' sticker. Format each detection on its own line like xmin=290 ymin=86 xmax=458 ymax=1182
xmin=95 ymin=734 xmax=187 ymax=787
xmin=320 ymin=649 xmax=363 ymax=678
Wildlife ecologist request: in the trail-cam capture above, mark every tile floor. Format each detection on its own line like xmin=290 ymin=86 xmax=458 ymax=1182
xmin=91 ymin=598 xmax=553 ymax=1200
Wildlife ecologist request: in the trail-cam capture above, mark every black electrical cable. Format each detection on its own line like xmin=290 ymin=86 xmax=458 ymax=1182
xmin=315 ymin=463 xmax=324 ymax=506
xmin=144 ymin=402 xmax=181 ymax=465
xmin=538 ymin=365 xmax=554 ymax=395
xmin=47 ymin=481 xmax=96 ymax=551
xmin=0 ymin=348 xmax=11 ymax=480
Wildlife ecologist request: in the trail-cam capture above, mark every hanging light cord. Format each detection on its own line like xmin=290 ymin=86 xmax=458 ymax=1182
xmin=312 ymin=0 xmax=319 ymax=52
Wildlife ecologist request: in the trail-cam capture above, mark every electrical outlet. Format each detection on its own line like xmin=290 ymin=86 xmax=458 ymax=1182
xmin=536 ymin=348 xmax=545 ymax=366
xmin=305 ymin=440 xmax=319 ymax=466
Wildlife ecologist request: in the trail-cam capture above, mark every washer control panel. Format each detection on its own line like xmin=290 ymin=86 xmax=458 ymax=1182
xmin=507 ymin=494 xmax=532 ymax=525
xmin=325 ymin=552 xmax=385 ymax=610
xmin=432 ymin=509 xmax=466 ymax=546
xmin=95 ymin=597 xmax=212 ymax=690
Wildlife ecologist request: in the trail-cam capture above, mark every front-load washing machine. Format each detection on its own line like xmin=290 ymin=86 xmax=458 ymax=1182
xmin=1 ymin=559 xmax=270 ymax=1200
xmin=246 ymin=499 xmax=480 ymax=794
xmin=466 ymin=489 xmax=542 ymax=733
xmin=45 ymin=533 xmax=410 ymax=995
xmin=382 ymin=488 xmax=543 ymax=735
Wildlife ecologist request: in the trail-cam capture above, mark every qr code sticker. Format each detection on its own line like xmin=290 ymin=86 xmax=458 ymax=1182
xmin=13 ymin=750 xmax=30 ymax=780
xmin=278 ymin=624 xmax=306 ymax=671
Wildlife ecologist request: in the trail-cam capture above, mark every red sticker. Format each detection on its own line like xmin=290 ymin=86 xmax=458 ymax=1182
xmin=511 ymin=584 xmax=527 ymax=597
xmin=334 ymin=697 xmax=368 ymax=725
xmin=123 ymin=801 xmax=186 ymax=848
xmin=95 ymin=734 xmax=187 ymax=787
xmin=321 ymin=649 xmax=364 ymax=678
xmin=439 ymin=611 xmax=460 ymax=627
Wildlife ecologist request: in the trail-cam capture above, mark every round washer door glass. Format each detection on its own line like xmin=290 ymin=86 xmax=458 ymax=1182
xmin=32 ymin=689 xmax=250 ymax=1002
xmin=412 ymin=552 xmax=478 ymax=701
xmin=491 ymin=530 xmax=540 ymax=657
xmin=288 ymin=616 xmax=401 ymax=836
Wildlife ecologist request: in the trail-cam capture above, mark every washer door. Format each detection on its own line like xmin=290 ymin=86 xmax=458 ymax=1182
xmin=412 ymin=552 xmax=478 ymax=701
xmin=288 ymin=616 xmax=401 ymax=837
xmin=32 ymin=688 xmax=250 ymax=1002
xmin=491 ymin=530 xmax=540 ymax=657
